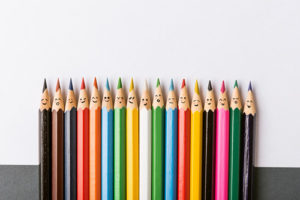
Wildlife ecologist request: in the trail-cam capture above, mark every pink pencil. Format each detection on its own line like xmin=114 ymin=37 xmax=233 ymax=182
xmin=215 ymin=81 xmax=230 ymax=200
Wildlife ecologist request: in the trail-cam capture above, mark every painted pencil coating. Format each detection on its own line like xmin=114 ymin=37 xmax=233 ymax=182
xmin=190 ymin=80 xmax=203 ymax=200
xmin=139 ymin=80 xmax=151 ymax=200
xmin=152 ymin=79 xmax=165 ymax=200
xmin=39 ymin=79 xmax=51 ymax=200
xmin=127 ymin=78 xmax=139 ymax=200
xmin=114 ymin=78 xmax=126 ymax=200
xmin=229 ymin=81 xmax=242 ymax=200
xmin=177 ymin=79 xmax=191 ymax=200
xmin=64 ymin=79 xmax=77 ymax=200
xmin=77 ymin=78 xmax=89 ymax=200
xmin=240 ymin=83 xmax=256 ymax=200
xmin=90 ymin=78 xmax=101 ymax=200
xmin=165 ymin=79 xmax=178 ymax=200
xmin=101 ymin=79 xmax=114 ymax=200
xmin=215 ymin=81 xmax=230 ymax=200
xmin=202 ymin=81 xmax=216 ymax=200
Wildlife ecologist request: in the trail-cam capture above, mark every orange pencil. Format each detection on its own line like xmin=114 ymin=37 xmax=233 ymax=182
xmin=90 ymin=78 xmax=101 ymax=200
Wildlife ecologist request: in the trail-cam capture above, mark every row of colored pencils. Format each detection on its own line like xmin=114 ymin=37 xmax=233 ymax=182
xmin=39 ymin=78 xmax=256 ymax=200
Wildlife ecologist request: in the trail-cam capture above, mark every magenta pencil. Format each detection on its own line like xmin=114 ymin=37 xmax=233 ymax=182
xmin=215 ymin=81 xmax=230 ymax=200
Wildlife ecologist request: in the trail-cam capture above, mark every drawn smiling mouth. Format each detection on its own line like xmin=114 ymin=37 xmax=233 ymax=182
xmin=247 ymin=105 xmax=251 ymax=108
xmin=194 ymin=104 xmax=198 ymax=106
xmin=129 ymin=101 xmax=133 ymax=104
xmin=42 ymin=102 xmax=47 ymax=105
xmin=81 ymin=100 xmax=85 ymax=103
xmin=144 ymin=103 xmax=147 ymax=106
xmin=104 ymin=100 xmax=109 ymax=102
xmin=181 ymin=101 xmax=185 ymax=103
xmin=56 ymin=102 xmax=60 ymax=106
xmin=157 ymin=99 xmax=160 ymax=102
xmin=208 ymin=103 xmax=211 ymax=105
xmin=221 ymin=103 xmax=225 ymax=106
xmin=92 ymin=100 xmax=97 ymax=103
xmin=235 ymin=101 xmax=238 ymax=104
xmin=119 ymin=101 xmax=122 ymax=104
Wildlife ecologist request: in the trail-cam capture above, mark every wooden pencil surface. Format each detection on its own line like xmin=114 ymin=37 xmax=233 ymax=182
xmin=90 ymin=78 xmax=101 ymax=200
xmin=164 ymin=79 xmax=178 ymax=200
xmin=127 ymin=78 xmax=139 ymax=200
xmin=114 ymin=78 xmax=126 ymax=200
xmin=77 ymin=78 xmax=90 ymax=200
xmin=64 ymin=79 xmax=77 ymax=200
xmin=190 ymin=80 xmax=203 ymax=200
xmin=39 ymin=79 xmax=52 ymax=200
xmin=52 ymin=79 xmax=64 ymax=200
xmin=240 ymin=83 xmax=256 ymax=200
xmin=139 ymin=80 xmax=152 ymax=200
xmin=177 ymin=79 xmax=191 ymax=200
xmin=229 ymin=81 xmax=242 ymax=200
xmin=101 ymin=79 xmax=114 ymax=200
xmin=152 ymin=79 xmax=165 ymax=200
xmin=202 ymin=81 xmax=216 ymax=200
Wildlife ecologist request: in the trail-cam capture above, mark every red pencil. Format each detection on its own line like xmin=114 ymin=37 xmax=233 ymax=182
xmin=77 ymin=78 xmax=90 ymax=200
xmin=177 ymin=79 xmax=191 ymax=200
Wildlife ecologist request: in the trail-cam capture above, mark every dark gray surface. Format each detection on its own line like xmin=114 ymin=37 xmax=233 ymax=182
xmin=0 ymin=166 xmax=299 ymax=200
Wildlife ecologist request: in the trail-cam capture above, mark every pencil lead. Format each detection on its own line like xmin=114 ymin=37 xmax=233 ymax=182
xmin=181 ymin=79 xmax=186 ymax=88
xmin=80 ymin=78 xmax=86 ymax=89
xmin=117 ymin=77 xmax=122 ymax=89
xmin=106 ymin=78 xmax=110 ymax=91
xmin=234 ymin=80 xmax=238 ymax=88
xmin=69 ymin=78 xmax=73 ymax=90
xmin=143 ymin=80 xmax=148 ymax=91
xmin=208 ymin=80 xmax=212 ymax=91
xmin=169 ymin=79 xmax=174 ymax=91
xmin=56 ymin=78 xmax=61 ymax=92
xmin=248 ymin=81 xmax=252 ymax=91
xmin=194 ymin=80 xmax=199 ymax=94
xmin=221 ymin=80 xmax=225 ymax=93
xmin=43 ymin=78 xmax=47 ymax=92
xmin=129 ymin=78 xmax=134 ymax=92
xmin=156 ymin=78 xmax=160 ymax=87
xmin=93 ymin=77 xmax=98 ymax=89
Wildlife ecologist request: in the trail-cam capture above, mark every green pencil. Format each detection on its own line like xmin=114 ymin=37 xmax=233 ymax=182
xmin=228 ymin=81 xmax=242 ymax=200
xmin=114 ymin=78 xmax=126 ymax=200
xmin=152 ymin=79 xmax=165 ymax=200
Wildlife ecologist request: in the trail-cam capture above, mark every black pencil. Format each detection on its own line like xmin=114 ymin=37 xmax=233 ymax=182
xmin=240 ymin=82 xmax=256 ymax=200
xmin=64 ymin=79 xmax=77 ymax=200
xmin=39 ymin=79 xmax=52 ymax=200
xmin=202 ymin=80 xmax=216 ymax=200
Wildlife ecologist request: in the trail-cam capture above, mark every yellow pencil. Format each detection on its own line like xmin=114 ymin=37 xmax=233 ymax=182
xmin=126 ymin=78 xmax=139 ymax=200
xmin=190 ymin=80 xmax=203 ymax=199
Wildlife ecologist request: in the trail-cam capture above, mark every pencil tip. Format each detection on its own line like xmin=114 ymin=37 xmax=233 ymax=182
xmin=56 ymin=78 xmax=61 ymax=91
xmin=181 ymin=79 xmax=186 ymax=88
xmin=221 ymin=80 xmax=225 ymax=93
xmin=129 ymin=78 xmax=134 ymax=91
xmin=156 ymin=78 xmax=160 ymax=87
xmin=208 ymin=80 xmax=212 ymax=91
xmin=93 ymin=77 xmax=98 ymax=89
xmin=144 ymin=80 xmax=148 ymax=90
xmin=117 ymin=77 xmax=122 ymax=89
xmin=234 ymin=80 xmax=238 ymax=88
xmin=106 ymin=78 xmax=110 ymax=91
xmin=43 ymin=78 xmax=47 ymax=92
xmin=69 ymin=78 xmax=73 ymax=90
xmin=81 ymin=78 xmax=85 ymax=89
xmin=248 ymin=81 xmax=252 ymax=91
xmin=169 ymin=79 xmax=174 ymax=91
xmin=194 ymin=80 xmax=199 ymax=94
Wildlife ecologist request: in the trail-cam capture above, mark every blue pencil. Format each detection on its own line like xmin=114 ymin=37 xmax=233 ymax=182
xmin=164 ymin=79 xmax=178 ymax=199
xmin=101 ymin=79 xmax=114 ymax=200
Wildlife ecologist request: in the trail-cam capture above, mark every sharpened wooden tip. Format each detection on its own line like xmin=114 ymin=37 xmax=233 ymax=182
xmin=93 ymin=77 xmax=98 ymax=89
xmin=181 ymin=79 xmax=186 ymax=88
xmin=81 ymin=78 xmax=86 ymax=89
xmin=56 ymin=78 xmax=61 ymax=91
xmin=221 ymin=80 xmax=225 ymax=93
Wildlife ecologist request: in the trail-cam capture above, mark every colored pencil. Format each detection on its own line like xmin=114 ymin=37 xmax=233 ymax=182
xmin=77 ymin=78 xmax=90 ymax=200
xmin=39 ymin=79 xmax=52 ymax=200
xmin=164 ymin=79 xmax=178 ymax=200
xmin=101 ymin=79 xmax=114 ymax=200
xmin=202 ymin=80 xmax=216 ymax=200
xmin=190 ymin=80 xmax=203 ymax=200
xmin=64 ymin=79 xmax=77 ymax=200
xmin=90 ymin=78 xmax=101 ymax=200
xmin=127 ymin=78 xmax=139 ymax=200
xmin=228 ymin=81 xmax=242 ymax=200
xmin=240 ymin=82 xmax=256 ymax=200
xmin=152 ymin=78 xmax=165 ymax=200
xmin=52 ymin=79 xmax=64 ymax=200
xmin=215 ymin=81 xmax=230 ymax=200
xmin=177 ymin=79 xmax=191 ymax=200
xmin=114 ymin=78 xmax=126 ymax=200
xmin=139 ymin=80 xmax=152 ymax=200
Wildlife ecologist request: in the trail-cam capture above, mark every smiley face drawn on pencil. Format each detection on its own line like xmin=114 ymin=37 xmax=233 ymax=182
xmin=104 ymin=96 xmax=110 ymax=103
xmin=141 ymin=97 xmax=149 ymax=107
xmin=246 ymin=99 xmax=253 ymax=109
xmin=217 ymin=92 xmax=229 ymax=110
xmin=117 ymin=96 xmax=125 ymax=105
xmin=154 ymin=93 xmax=162 ymax=103
xmin=54 ymin=97 xmax=63 ymax=106
xmin=219 ymin=97 xmax=227 ymax=107
xmin=128 ymin=95 xmax=135 ymax=104
xmin=192 ymin=99 xmax=200 ymax=107
xmin=91 ymin=96 xmax=99 ymax=104
xmin=41 ymin=98 xmax=48 ymax=106
xmin=80 ymin=97 xmax=87 ymax=104
xmin=40 ymin=89 xmax=51 ymax=110
xmin=207 ymin=97 xmax=213 ymax=106
xmin=179 ymin=96 xmax=186 ymax=104
xmin=168 ymin=97 xmax=175 ymax=105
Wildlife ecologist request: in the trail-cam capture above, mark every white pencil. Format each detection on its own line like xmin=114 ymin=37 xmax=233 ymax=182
xmin=139 ymin=80 xmax=152 ymax=200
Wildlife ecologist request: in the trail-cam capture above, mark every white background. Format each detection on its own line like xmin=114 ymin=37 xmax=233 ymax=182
xmin=0 ymin=0 xmax=300 ymax=167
